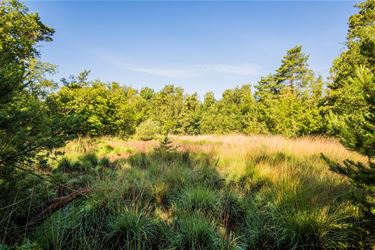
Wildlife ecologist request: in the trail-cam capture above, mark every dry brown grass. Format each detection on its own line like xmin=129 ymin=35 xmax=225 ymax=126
xmin=171 ymin=134 xmax=365 ymax=193
xmin=172 ymin=134 xmax=365 ymax=162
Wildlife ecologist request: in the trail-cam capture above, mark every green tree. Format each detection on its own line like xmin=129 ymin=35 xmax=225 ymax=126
xmin=48 ymin=78 xmax=141 ymax=137
xmin=0 ymin=1 xmax=79 ymax=243
xmin=323 ymin=66 xmax=375 ymax=246
xmin=329 ymin=0 xmax=375 ymax=90
xmin=177 ymin=93 xmax=201 ymax=135
xmin=150 ymin=85 xmax=184 ymax=133
xmin=255 ymin=46 xmax=321 ymax=136
xmin=325 ymin=0 xmax=375 ymax=136
xmin=322 ymin=1 xmax=375 ymax=245
xmin=275 ymin=45 xmax=310 ymax=93
xmin=0 ymin=0 xmax=73 ymax=172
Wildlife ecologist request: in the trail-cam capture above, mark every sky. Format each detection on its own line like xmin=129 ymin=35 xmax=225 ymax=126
xmin=27 ymin=0 xmax=358 ymax=97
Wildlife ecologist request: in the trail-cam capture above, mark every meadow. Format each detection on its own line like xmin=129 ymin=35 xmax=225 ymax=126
xmin=1 ymin=0 xmax=374 ymax=248
xmin=1 ymin=135 xmax=366 ymax=249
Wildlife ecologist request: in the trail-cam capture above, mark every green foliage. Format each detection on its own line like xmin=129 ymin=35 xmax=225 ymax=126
xmin=323 ymin=67 xmax=375 ymax=246
xmin=134 ymin=119 xmax=161 ymax=140
xmin=255 ymin=46 xmax=323 ymax=136
xmin=149 ymin=85 xmax=184 ymax=134
xmin=322 ymin=1 xmax=375 ymax=246
xmin=0 ymin=2 xmax=78 ymax=246
xmin=177 ymin=93 xmax=201 ymax=135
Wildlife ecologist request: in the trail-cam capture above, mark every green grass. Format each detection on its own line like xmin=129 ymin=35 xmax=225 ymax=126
xmin=171 ymin=212 xmax=222 ymax=249
xmin=177 ymin=186 xmax=221 ymax=216
xmin=0 ymin=135 xmax=365 ymax=249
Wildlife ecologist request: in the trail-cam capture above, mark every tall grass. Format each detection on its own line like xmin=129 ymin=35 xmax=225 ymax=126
xmin=1 ymin=135 xmax=366 ymax=249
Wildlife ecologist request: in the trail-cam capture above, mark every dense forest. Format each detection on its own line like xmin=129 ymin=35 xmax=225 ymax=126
xmin=0 ymin=0 xmax=374 ymax=249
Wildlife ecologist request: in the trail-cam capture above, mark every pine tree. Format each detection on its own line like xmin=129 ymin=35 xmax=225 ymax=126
xmin=329 ymin=0 xmax=375 ymax=90
xmin=275 ymin=45 xmax=310 ymax=93
xmin=325 ymin=0 xmax=375 ymax=125
xmin=255 ymin=46 xmax=320 ymax=136
xmin=323 ymin=66 xmax=375 ymax=246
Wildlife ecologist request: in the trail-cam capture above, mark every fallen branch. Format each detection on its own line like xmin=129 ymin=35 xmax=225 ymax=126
xmin=26 ymin=188 xmax=92 ymax=227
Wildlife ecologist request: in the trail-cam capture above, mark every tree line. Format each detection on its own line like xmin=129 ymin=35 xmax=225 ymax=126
xmin=47 ymin=46 xmax=323 ymax=137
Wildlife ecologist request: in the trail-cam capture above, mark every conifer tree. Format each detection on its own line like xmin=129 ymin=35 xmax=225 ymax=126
xmin=323 ymin=0 xmax=375 ymax=245
xmin=323 ymin=66 xmax=375 ymax=246
xmin=275 ymin=45 xmax=310 ymax=93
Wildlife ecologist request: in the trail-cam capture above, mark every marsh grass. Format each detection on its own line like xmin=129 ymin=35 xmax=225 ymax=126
xmin=2 ymin=135 xmax=366 ymax=249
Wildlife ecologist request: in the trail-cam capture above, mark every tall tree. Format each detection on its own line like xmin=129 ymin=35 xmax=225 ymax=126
xmin=322 ymin=0 xmax=375 ymax=246
xmin=255 ymin=46 xmax=321 ymax=136
xmin=275 ymin=45 xmax=310 ymax=93
xmin=323 ymin=66 xmax=375 ymax=247
xmin=0 ymin=1 xmax=78 ymax=242
xmin=329 ymin=0 xmax=375 ymax=90
xmin=0 ymin=0 xmax=65 ymax=172
xmin=324 ymin=0 xmax=375 ymax=135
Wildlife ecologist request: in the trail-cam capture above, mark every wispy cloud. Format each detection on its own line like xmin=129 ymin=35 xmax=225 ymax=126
xmin=198 ymin=63 xmax=264 ymax=76
xmin=124 ymin=66 xmax=195 ymax=78
xmin=122 ymin=63 xmax=264 ymax=78
xmin=96 ymin=53 xmax=264 ymax=79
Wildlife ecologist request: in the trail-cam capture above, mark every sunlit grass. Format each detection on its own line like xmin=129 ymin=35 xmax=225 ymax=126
xmin=10 ymin=134 xmax=365 ymax=249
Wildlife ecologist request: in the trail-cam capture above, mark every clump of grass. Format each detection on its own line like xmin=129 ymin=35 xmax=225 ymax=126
xmin=115 ymin=168 xmax=154 ymax=205
xmin=110 ymin=146 xmax=133 ymax=157
xmin=225 ymin=161 xmax=271 ymax=195
xmin=64 ymin=137 xmax=97 ymax=154
xmin=253 ymin=151 xmax=294 ymax=166
xmin=33 ymin=198 xmax=112 ymax=249
xmin=177 ymin=186 xmax=221 ymax=216
xmin=151 ymin=181 xmax=169 ymax=206
xmin=221 ymin=191 xmax=247 ymax=230
xmin=128 ymin=152 xmax=150 ymax=169
xmin=162 ymin=164 xmax=193 ymax=195
xmin=107 ymin=209 xmax=164 ymax=249
xmin=242 ymin=173 xmax=358 ymax=249
xmin=192 ymin=165 xmax=223 ymax=188
xmin=96 ymin=143 xmax=114 ymax=157
xmin=171 ymin=213 xmax=222 ymax=249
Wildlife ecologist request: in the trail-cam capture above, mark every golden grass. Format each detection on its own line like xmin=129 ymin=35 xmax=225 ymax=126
xmin=171 ymin=134 xmax=366 ymax=202
xmin=43 ymin=134 xmax=363 ymax=248
xmin=173 ymin=134 xmax=365 ymax=162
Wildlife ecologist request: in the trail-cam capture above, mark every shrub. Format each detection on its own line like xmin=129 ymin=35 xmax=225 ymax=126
xmin=134 ymin=119 xmax=161 ymax=141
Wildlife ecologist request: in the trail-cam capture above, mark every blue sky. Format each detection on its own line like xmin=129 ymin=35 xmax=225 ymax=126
xmin=27 ymin=0 xmax=357 ymax=97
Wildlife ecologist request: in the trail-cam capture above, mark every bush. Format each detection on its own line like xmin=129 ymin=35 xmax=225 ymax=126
xmin=134 ymin=119 xmax=161 ymax=141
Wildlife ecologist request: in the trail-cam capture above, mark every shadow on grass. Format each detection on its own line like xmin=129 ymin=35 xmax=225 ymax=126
xmin=0 ymin=146 xmax=361 ymax=249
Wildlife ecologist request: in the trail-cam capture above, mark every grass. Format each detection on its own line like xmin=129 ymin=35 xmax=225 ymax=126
xmin=0 ymin=135 xmax=367 ymax=249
